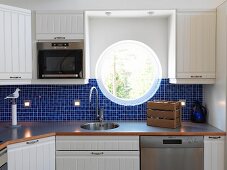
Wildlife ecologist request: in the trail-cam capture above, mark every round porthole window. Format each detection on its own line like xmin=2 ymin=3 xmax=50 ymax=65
xmin=96 ymin=40 xmax=162 ymax=106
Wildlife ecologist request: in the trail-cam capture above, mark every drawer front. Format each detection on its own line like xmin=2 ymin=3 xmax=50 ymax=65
xmin=56 ymin=151 xmax=139 ymax=170
xmin=7 ymin=136 xmax=55 ymax=149
xmin=56 ymin=136 xmax=139 ymax=151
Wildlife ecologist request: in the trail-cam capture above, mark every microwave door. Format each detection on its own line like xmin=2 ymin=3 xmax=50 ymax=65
xmin=38 ymin=50 xmax=83 ymax=79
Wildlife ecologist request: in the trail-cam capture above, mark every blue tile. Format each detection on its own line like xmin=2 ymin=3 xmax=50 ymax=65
xmin=0 ymin=79 xmax=203 ymax=121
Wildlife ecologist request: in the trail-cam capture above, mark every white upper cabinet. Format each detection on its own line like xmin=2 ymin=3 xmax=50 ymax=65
xmin=36 ymin=11 xmax=84 ymax=40
xmin=169 ymin=10 xmax=216 ymax=84
xmin=0 ymin=4 xmax=32 ymax=84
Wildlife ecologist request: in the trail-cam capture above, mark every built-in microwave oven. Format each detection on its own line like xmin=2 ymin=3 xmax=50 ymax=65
xmin=37 ymin=41 xmax=84 ymax=79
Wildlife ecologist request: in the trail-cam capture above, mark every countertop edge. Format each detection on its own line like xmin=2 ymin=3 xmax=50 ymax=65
xmin=0 ymin=121 xmax=226 ymax=150
xmin=0 ymin=131 xmax=225 ymax=150
xmin=55 ymin=131 xmax=226 ymax=136
xmin=0 ymin=132 xmax=56 ymax=150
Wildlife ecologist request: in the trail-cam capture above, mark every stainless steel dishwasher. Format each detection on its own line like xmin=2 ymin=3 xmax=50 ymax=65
xmin=141 ymin=136 xmax=204 ymax=170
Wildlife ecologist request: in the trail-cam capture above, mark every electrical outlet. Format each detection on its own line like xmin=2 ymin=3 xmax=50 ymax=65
xmin=74 ymin=100 xmax=80 ymax=107
xmin=24 ymin=100 xmax=31 ymax=107
xmin=179 ymin=99 xmax=186 ymax=107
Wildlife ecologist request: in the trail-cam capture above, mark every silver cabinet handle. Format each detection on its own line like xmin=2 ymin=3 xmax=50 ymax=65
xmin=209 ymin=136 xmax=221 ymax=139
xmin=10 ymin=76 xmax=21 ymax=79
xmin=26 ymin=140 xmax=39 ymax=144
xmin=91 ymin=152 xmax=104 ymax=155
xmin=54 ymin=37 xmax=65 ymax=40
xmin=190 ymin=75 xmax=203 ymax=78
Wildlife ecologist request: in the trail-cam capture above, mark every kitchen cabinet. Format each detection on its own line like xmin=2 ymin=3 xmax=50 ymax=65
xmin=36 ymin=11 xmax=84 ymax=40
xmin=56 ymin=136 xmax=139 ymax=150
xmin=204 ymin=136 xmax=224 ymax=170
xmin=57 ymin=151 xmax=139 ymax=170
xmin=7 ymin=136 xmax=55 ymax=170
xmin=169 ymin=10 xmax=216 ymax=84
xmin=0 ymin=4 xmax=32 ymax=84
xmin=56 ymin=136 xmax=140 ymax=170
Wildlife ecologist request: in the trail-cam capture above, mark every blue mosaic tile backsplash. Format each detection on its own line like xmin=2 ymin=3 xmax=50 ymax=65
xmin=0 ymin=79 xmax=202 ymax=122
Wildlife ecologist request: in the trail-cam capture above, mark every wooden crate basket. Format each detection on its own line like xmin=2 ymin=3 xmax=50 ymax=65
xmin=147 ymin=101 xmax=182 ymax=128
xmin=147 ymin=101 xmax=181 ymax=111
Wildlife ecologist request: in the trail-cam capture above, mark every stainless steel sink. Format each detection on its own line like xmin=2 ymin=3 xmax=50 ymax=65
xmin=80 ymin=122 xmax=119 ymax=130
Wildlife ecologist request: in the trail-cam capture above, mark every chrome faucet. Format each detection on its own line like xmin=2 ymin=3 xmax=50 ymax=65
xmin=89 ymin=86 xmax=103 ymax=122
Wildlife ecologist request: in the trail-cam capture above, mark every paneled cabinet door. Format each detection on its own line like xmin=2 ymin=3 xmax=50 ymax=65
xmin=0 ymin=5 xmax=32 ymax=80
xmin=169 ymin=11 xmax=216 ymax=84
xmin=56 ymin=151 xmax=140 ymax=170
xmin=7 ymin=136 xmax=55 ymax=170
xmin=36 ymin=11 xmax=84 ymax=40
xmin=177 ymin=11 xmax=216 ymax=79
xmin=204 ymin=136 xmax=225 ymax=170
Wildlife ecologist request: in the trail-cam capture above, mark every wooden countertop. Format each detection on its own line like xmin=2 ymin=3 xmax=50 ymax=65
xmin=0 ymin=121 xmax=225 ymax=150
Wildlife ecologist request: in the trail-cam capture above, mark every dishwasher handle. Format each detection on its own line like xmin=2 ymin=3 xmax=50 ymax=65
xmin=163 ymin=139 xmax=182 ymax=144
xmin=91 ymin=152 xmax=104 ymax=155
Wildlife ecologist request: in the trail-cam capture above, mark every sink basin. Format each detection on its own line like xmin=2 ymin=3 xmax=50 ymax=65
xmin=80 ymin=122 xmax=119 ymax=130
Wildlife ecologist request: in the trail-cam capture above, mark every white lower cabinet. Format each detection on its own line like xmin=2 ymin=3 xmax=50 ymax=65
xmin=204 ymin=136 xmax=225 ymax=170
xmin=7 ymin=136 xmax=55 ymax=170
xmin=56 ymin=136 xmax=140 ymax=170
xmin=56 ymin=151 xmax=139 ymax=170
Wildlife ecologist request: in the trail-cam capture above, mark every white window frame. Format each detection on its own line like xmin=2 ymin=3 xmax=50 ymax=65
xmin=96 ymin=40 xmax=162 ymax=106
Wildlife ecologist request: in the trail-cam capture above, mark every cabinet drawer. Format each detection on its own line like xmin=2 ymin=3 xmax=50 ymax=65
xmin=56 ymin=150 xmax=139 ymax=157
xmin=56 ymin=151 xmax=139 ymax=170
xmin=56 ymin=136 xmax=139 ymax=151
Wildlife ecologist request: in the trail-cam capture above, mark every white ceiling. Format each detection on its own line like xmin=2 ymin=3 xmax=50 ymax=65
xmin=0 ymin=0 xmax=225 ymax=10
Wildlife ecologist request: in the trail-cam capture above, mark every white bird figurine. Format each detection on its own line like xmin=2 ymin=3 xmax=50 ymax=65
xmin=4 ymin=88 xmax=21 ymax=99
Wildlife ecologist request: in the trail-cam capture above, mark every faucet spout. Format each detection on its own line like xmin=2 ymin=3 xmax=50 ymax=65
xmin=89 ymin=87 xmax=99 ymax=118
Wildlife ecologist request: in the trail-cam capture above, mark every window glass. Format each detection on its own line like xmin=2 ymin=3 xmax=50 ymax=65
xmin=96 ymin=40 xmax=162 ymax=106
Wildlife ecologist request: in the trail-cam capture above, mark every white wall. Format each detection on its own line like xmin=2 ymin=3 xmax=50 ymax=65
xmin=203 ymin=2 xmax=226 ymax=132
xmin=0 ymin=0 xmax=225 ymax=10
xmin=203 ymin=3 xmax=227 ymax=170
xmin=89 ymin=17 xmax=168 ymax=78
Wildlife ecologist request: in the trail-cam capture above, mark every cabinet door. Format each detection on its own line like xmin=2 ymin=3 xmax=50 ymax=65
xmin=7 ymin=136 xmax=55 ymax=170
xmin=204 ymin=136 xmax=224 ymax=170
xmin=176 ymin=11 xmax=216 ymax=79
xmin=56 ymin=151 xmax=140 ymax=170
xmin=0 ymin=5 xmax=32 ymax=81
xmin=36 ymin=11 xmax=84 ymax=40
